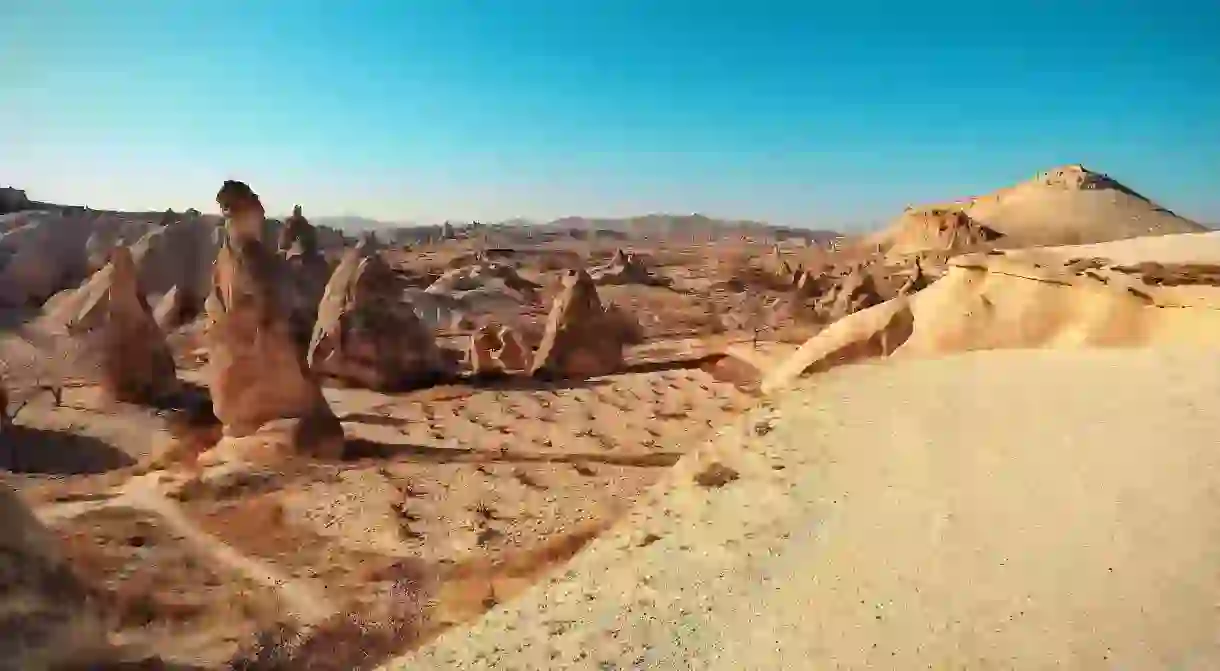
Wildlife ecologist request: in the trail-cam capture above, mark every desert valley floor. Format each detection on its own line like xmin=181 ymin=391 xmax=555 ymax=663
xmin=3 ymin=165 xmax=1220 ymax=669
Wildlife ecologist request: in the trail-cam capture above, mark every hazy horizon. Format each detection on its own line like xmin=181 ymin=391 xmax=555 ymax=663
xmin=3 ymin=2 xmax=1218 ymax=231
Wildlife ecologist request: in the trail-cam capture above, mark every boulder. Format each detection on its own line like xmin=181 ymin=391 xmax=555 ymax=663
xmin=531 ymin=269 xmax=625 ymax=379
xmin=48 ymin=246 xmax=178 ymax=404
xmin=308 ymin=244 xmax=450 ymax=390
xmin=203 ymin=180 xmax=343 ymax=461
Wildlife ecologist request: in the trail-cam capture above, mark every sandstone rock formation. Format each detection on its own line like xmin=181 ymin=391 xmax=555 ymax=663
xmin=0 ymin=482 xmax=111 ymax=669
xmin=897 ymin=257 xmax=930 ymax=295
xmin=589 ymin=249 xmax=668 ymax=286
xmin=308 ymin=244 xmax=450 ymax=390
xmin=468 ymin=325 xmax=502 ymax=377
xmin=203 ymin=180 xmax=343 ymax=461
xmin=127 ymin=214 xmax=222 ymax=325
xmin=47 ymin=246 xmax=178 ymax=404
xmin=531 ymin=269 xmax=626 ymax=379
xmin=278 ymin=205 xmax=320 ymax=259
xmin=763 ymin=245 xmax=1220 ymax=394
xmin=867 ymin=164 xmax=1207 ymax=254
xmin=468 ymin=324 xmax=532 ymax=376
xmin=803 ymin=266 xmax=885 ymax=324
xmin=879 ymin=208 xmax=1003 ymax=257
xmin=603 ymin=301 xmax=645 ymax=345
xmin=426 ymin=261 xmax=541 ymax=300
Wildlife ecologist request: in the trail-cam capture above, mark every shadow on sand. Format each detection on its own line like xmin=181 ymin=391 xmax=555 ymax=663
xmin=0 ymin=426 xmax=136 ymax=474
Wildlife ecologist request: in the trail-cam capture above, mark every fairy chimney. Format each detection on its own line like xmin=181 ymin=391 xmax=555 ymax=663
xmin=203 ymin=180 xmax=343 ymax=462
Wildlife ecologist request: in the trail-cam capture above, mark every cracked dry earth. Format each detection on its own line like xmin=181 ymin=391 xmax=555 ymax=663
xmin=5 ymin=347 xmax=753 ymax=668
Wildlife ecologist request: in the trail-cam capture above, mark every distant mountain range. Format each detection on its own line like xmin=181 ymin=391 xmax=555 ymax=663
xmin=312 ymin=212 xmax=839 ymax=242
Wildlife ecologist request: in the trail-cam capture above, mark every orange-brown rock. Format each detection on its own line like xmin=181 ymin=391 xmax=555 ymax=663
xmin=52 ymin=246 xmax=178 ymax=403
xmin=494 ymin=325 xmax=531 ymax=371
xmin=204 ymin=180 xmax=343 ymax=461
xmin=531 ymin=269 xmax=625 ymax=379
xmin=468 ymin=325 xmax=502 ymax=376
xmin=278 ymin=205 xmax=320 ymax=259
xmin=274 ymin=205 xmax=331 ymax=347
xmin=308 ymin=244 xmax=450 ymax=390
xmin=151 ymin=284 xmax=196 ymax=330
xmin=815 ymin=266 xmax=885 ymax=323
xmin=467 ymin=324 xmax=531 ymax=376
xmin=898 ymin=258 xmax=931 ymax=296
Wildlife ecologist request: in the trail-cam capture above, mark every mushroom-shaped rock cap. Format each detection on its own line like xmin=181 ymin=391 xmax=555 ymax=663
xmin=215 ymin=180 xmax=264 ymax=216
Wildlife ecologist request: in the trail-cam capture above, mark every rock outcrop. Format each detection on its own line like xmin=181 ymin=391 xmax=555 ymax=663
xmin=308 ymin=244 xmax=450 ymax=390
xmin=203 ymin=180 xmax=343 ymax=461
xmin=0 ymin=186 xmax=30 ymax=214
xmin=275 ymin=206 xmax=331 ymax=346
xmin=47 ymin=246 xmax=178 ymax=403
xmin=0 ymin=483 xmax=111 ymax=669
xmin=763 ymin=248 xmax=1220 ymax=394
xmin=897 ymin=258 xmax=930 ymax=295
xmin=468 ymin=324 xmax=532 ymax=376
xmin=589 ymin=249 xmax=668 ymax=286
xmin=531 ymin=269 xmax=626 ymax=379
xmin=868 ymin=164 xmax=1207 ymax=253
xmin=878 ymin=208 xmax=1003 ymax=257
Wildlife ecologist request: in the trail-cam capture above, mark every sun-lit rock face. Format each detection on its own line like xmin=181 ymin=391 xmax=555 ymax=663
xmin=203 ymin=180 xmax=343 ymax=462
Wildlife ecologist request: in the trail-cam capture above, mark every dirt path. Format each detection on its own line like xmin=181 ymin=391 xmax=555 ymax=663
xmin=36 ymin=475 xmax=338 ymax=625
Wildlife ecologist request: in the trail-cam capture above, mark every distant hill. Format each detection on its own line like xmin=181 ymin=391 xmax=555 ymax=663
xmin=536 ymin=213 xmax=838 ymax=243
xmin=309 ymin=215 xmax=409 ymax=233
xmin=868 ymin=164 xmax=1210 ymax=255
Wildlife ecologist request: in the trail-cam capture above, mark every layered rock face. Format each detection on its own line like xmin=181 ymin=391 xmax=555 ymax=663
xmin=308 ymin=244 xmax=450 ymax=390
xmin=203 ymin=180 xmax=343 ymax=460
xmin=531 ymin=269 xmax=626 ymax=379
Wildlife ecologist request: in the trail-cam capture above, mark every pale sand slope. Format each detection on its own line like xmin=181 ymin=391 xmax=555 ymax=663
xmin=395 ymin=348 xmax=1220 ymax=670
xmin=1022 ymin=230 xmax=1220 ymax=265
xmin=762 ymin=250 xmax=1220 ymax=394
xmin=868 ymin=165 xmax=1207 ymax=254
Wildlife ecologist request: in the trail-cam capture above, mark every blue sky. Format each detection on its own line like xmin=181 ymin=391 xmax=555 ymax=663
xmin=2 ymin=1 xmax=1218 ymax=229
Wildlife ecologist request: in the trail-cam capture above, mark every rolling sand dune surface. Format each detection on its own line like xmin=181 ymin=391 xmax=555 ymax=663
xmin=396 ymin=348 xmax=1220 ymax=670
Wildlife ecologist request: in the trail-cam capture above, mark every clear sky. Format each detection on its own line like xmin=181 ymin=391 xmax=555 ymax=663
xmin=2 ymin=1 xmax=1218 ymax=229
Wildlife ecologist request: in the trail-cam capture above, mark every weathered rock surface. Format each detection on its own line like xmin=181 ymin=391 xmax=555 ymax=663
xmin=531 ymin=269 xmax=625 ymax=379
xmin=764 ymin=248 xmax=1220 ymax=394
xmin=44 ymin=246 xmax=178 ymax=403
xmin=308 ymin=244 xmax=450 ymax=390
xmin=589 ymin=249 xmax=668 ymax=286
xmin=467 ymin=324 xmax=532 ymax=376
xmin=203 ymin=180 xmax=343 ymax=461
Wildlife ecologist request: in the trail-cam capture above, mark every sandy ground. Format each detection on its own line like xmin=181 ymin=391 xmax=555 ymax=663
xmin=398 ymin=348 xmax=1220 ymax=669
xmin=6 ymin=335 xmax=756 ymax=667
